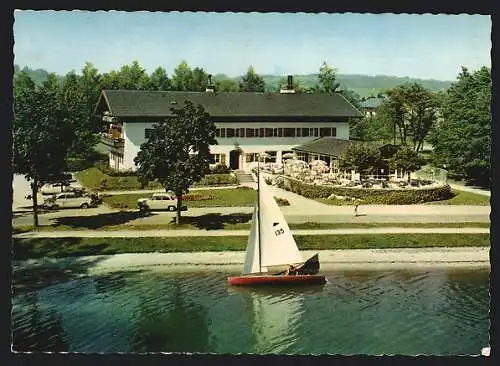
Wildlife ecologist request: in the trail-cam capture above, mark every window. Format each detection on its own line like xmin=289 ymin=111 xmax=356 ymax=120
xmin=240 ymin=128 xmax=245 ymax=137
xmin=246 ymin=128 xmax=255 ymax=138
xmin=302 ymin=128 xmax=310 ymax=137
xmin=265 ymin=128 xmax=273 ymax=137
xmin=320 ymin=128 xmax=332 ymax=137
xmin=215 ymin=129 xmax=221 ymax=138
xmin=311 ymin=128 xmax=319 ymax=137
xmin=332 ymin=127 xmax=337 ymax=137
xmin=259 ymin=128 xmax=265 ymax=137
xmin=296 ymin=128 xmax=302 ymax=137
xmin=210 ymin=154 xmax=225 ymax=165
xmin=246 ymin=153 xmax=259 ymax=163
xmin=220 ymin=128 xmax=226 ymax=138
xmin=226 ymin=128 xmax=235 ymax=138
xmin=283 ymin=128 xmax=295 ymax=137
xmin=272 ymin=128 xmax=282 ymax=137
xmin=265 ymin=151 xmax=277 ymax=163
xmin=145 ymin=128 xmax=153 ymax=139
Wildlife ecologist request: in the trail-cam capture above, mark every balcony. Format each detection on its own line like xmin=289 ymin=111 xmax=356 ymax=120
xmin=100 ymin=133 xmax=124 ymax=151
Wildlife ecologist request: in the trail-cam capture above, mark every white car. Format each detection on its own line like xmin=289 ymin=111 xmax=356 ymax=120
xmin=44 ymin=192 xmax=94 ymax=210
xmin=137 ymin=193 xmax=187 ymax=212
xmin=40 ymin=180 xmax=84 ymax=195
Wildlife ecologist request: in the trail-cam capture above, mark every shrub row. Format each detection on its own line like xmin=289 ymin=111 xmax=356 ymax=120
xmin=274 ymin=197 xmax=290 ymax=206
xmin=281 ymin=177 xmax=452 ymax=204
xmin=193 ymin=174 xmax=239 ymax=186
xmin=209 ymin=164 xmax=231 ymax=174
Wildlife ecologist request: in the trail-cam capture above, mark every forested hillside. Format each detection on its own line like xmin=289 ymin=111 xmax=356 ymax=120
xmin=14 ymin=65 xmax=451 ymax=98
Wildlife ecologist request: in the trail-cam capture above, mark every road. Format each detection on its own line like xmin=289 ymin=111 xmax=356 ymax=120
xmin=12 ymin=174 xmax=491 ymax=228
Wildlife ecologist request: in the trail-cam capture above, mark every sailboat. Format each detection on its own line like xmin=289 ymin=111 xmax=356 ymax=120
xmin=228 ymin=170 xmax=327 ymax=286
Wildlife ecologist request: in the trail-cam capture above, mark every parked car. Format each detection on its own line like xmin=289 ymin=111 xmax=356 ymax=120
xmin=44 ymin=192 xmax=95 ymax=210
xmin=40 ymin=179 xmax=84 ymax=195
xmin=137 ymin=193 xmax=187 ymax=212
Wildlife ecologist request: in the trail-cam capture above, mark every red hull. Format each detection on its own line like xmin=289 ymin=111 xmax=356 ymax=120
xmin=227 ymin=274 xmax=327 ymax=286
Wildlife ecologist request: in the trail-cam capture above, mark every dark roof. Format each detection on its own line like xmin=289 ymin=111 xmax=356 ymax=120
xmin=360 ymin=97 xmax=385 ymax=109
xmin=96 ymin=90 xmax=363 ymax=119
xmin=292 ymin=137 xmax=360 ymax=157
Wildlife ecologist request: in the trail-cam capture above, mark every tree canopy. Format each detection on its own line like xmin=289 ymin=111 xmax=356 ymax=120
xmin=430 ymin=66 xmax=491 ymax=186
xmin=339 ymin=143 xmax=382 ymax=176
xmin=381 ymin=83 xmax=439 ymax=151
xmin=389 ymin=146 xmax=426 ymax=182
xmin=13 ymin=72 xmax=76 ymax=227
xmin=239 ymin=66 xmax=265 ymax=92
xmin=133 ymin=101 xmax=217 ymax=224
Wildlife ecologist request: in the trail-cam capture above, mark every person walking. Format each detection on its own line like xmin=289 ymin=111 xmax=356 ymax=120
xmin=354 ymin=203 xmax=359 ymax=217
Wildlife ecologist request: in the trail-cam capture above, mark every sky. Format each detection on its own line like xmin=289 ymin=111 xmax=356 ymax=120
xmin=13 ymin=11 xmax=491 ymax=81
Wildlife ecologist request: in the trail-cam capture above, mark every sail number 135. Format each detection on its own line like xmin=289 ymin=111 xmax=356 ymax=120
xmin=274 ymin=228 xmax=284 ymax=236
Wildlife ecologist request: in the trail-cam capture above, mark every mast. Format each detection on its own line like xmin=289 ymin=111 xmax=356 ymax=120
xmin=257 ymin=154 xmax=262 ymax=273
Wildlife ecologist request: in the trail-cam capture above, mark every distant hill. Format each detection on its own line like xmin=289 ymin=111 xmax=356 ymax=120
xmin=260 ymin=74 xmax=452 ymax=97
xmin=14 ymin=64 xmax=452 ymax=98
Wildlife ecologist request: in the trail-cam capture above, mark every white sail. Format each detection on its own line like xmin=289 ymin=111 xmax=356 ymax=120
xmin=242 ymin=205 xmax=268 ymax=275
xmin=258 ymin=174 xmax=304 ymax=268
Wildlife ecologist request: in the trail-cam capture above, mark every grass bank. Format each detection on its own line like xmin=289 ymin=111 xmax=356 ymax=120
xmin=101 ymin=188 xmax=256 ymax=209
xmin=12 ymin=234 xmax=490 ymax=260
xmin=12 ymin=222 xmax=491 ymax=234
xmin=75 ymin=168 xmax=239 ymax=191
xmin=316 ymin=189 xmax=490 ymax=206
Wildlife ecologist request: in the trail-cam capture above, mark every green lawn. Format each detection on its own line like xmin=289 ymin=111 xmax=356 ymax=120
xmin=75 ymin=168 xmax=238 ymax=192
xmin=12 ymin=221 xmax=490 ymax=234
xmin=427 ymin=189 xmax=490 ymax=205
xmin=101 ymin=188 xmax=257 ymax=209
xmin=75 ymin=167 xmax=163 ymax=191
xmin=12 ymin=233 xmax=490 ymax=260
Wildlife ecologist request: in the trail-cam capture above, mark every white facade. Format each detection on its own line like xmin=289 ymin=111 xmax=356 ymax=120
xmin=116 ymin=121 xmax=350 ymax=172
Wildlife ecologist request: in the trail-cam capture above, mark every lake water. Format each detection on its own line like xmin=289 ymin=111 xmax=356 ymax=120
xmin=12 ymin=265 xmax=489 ymax=355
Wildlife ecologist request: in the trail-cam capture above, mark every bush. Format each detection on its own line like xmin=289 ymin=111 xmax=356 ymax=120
xmin=274 ymin=197 xmax=290 ymax=206
xmin=194 ymin=174 xmax=239 ymax=186
xmin=282 ymin=177 xmax=452 ymax=204
xmin=210 ymin=164 xmax=231 ymax=174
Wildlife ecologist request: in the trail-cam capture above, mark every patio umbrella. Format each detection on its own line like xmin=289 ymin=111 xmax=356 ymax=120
xmin=282 ymin=153 xmax=295 ymax=159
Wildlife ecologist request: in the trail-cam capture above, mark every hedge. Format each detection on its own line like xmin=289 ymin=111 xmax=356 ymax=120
xmin=192 ymin=173 xmax=239 ymax=186
xmin=281 ymin=177 xmax=452 ymax=204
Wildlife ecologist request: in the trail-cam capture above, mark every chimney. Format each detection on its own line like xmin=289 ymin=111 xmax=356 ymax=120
xmin=206 ymin=74 xmax=215 ymax=93
xmin=280 ymin=75 xmax=296 ymax=94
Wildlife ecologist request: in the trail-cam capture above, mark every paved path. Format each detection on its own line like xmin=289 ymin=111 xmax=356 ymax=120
xmin=11 ymin=204 xmax=491 ymax=227
xmin=14 ymin=247 xmax=490 ymax=271
xmin=13 ymin=227 xmax=489 ymax=239
xmin=448 ymin=183 xmax=490 ymax=197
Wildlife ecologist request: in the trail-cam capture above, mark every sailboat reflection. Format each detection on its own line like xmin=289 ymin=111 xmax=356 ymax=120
xmin=228 ymin=286 xmax=324 ymax=354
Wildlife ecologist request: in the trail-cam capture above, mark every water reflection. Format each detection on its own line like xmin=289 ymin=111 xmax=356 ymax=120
xmin=229 ymin=286 xmax=324 ymax=354
xmin=131 ymin=276 xmax=210 ymax=353
xmin=11 ymin=267 xmax=489 ymax=355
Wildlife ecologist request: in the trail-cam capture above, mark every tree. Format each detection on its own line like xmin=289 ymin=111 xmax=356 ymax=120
xmin=171 ymin=60 xmax=194 ymax=91
xmin=134 ymin=101 xmax=217 ymax=224
xmin=239 ymin=66 xmax=265 ymax=92
xmin=316 ymin=61 xmax=340 ymax=94
xmin=79 ymin=62 xmax=103 ymax=132
xmin=13 ymin=73 xmax=75 ymax=227
xmin=214 ymin=78 xmax=239 ymax=92
xmin=191 ymin=67 xmax=209 ymax=92
xmin=149 ymin=66 xmax=170 ymax=91
xmin=339 ymin=143 xmax=382 ymax=178
xmin=116 ymin=61 xmax=150 ymax=90
xmin=60 ymin=72 xmax=99 ymax=158
xmin=389 ymin=146 xmax=426 ymax=183
xmin=430 ymin=66 xmax=491 ymax=186
xmin=382 ymin=83 xmax=439 ymax=151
